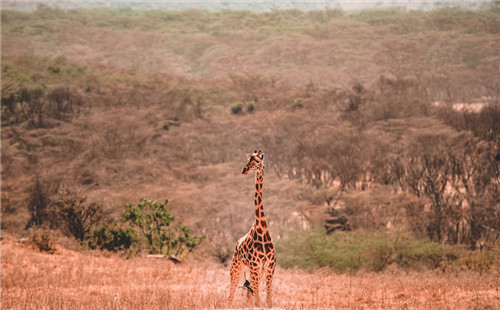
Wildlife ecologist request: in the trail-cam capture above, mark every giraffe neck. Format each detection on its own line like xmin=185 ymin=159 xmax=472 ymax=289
xmin=254 ymin=169 xmax=268 ymax=229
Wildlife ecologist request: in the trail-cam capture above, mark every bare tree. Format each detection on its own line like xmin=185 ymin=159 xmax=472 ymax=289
xmin=25 ymin=177 xmax=51 ymax=229
xmin=392 ymin=132 xmax=461 ymax=244
xmin=394 ymin=131 xmax=499 ymax=248
xmin=448 ymin=138 xmax=500 ymax=248
xmin=51 ymin=189 xmax=104 ymax=242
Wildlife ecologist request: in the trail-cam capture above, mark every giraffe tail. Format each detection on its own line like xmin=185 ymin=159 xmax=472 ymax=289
xmin=243 ymin=279 xmax=254 ymax=294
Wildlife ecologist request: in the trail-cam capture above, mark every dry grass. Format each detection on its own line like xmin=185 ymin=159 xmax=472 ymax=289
xmin=2 ymin=236 xmax=499 ymax=310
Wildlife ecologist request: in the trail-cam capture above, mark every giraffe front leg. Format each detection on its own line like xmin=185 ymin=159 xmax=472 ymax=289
xmin=227 ymin=255 xmax=243 ymax=308
xmin=248 ymin=264 xmax=262 ymax=308
xmin=265 ymin=260 xmax=276 ymax=308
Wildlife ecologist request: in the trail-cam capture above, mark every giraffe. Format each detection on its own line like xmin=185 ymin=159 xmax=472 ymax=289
xmin=228 ymin=150 xmax=276 ymax=308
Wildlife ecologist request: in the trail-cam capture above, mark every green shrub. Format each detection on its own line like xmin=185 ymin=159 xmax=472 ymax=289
xmin=87 ymin=223 xmax=135 ymax=252
xmin=246 ymin=101 xmax=255 ymax=113
xmin=276 ymin=228 xmax=470 ymax=272
xmin=121 ymin=198 xmax=204 ymax=255
xmin=231 ymin=102 xmax=243 ymax=114
xmin=276 ymin=229 xmax=364 ymax=272
xmin=349 ymin=8 xmax=408 ymax=25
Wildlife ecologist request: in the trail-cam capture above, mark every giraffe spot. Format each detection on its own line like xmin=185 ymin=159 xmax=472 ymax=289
xmin=254 ymin=242 xmax=263 ymax=253
xmin=262 ymin=221 xmax=267 ymax=228
xmin=253 ymin=233 xmax=258 ymax=241
xmin=256 ymin=228 xmax=263 ymax=234
xmin=257 ymin=235 xmax=263 ymax=242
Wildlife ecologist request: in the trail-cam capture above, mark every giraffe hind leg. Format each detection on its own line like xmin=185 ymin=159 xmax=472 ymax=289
xmin=248 ymin=264 xmax=262 ymax=308
xmin=227 ymin=256 xmax=243 ymax=308
xmin=265 ymin=260 xmax=276 ymax=308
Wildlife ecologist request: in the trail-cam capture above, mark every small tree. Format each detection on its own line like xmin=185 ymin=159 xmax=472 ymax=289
xmin=25 ymin=177 xmax=50 ymax=229
xmin=51 ymin=190 xmax=104 ymax=242
xmin=121 ymin=198 xmax=204 ymax=255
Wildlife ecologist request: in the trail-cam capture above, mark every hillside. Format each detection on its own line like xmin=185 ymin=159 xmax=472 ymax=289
xmin=1 ymin=7 xmax=499 ymax=259
xmin=2 ymin=7 xmax=499 ymax=89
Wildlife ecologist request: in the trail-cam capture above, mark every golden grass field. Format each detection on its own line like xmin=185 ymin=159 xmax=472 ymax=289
xmin=1 ymin=236 xmax=499 ymax=310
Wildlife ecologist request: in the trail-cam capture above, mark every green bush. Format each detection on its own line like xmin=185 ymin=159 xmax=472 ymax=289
xmin=87 ymin=223 xmax=135 ymax=252
xmin=231 ymin=102 xmax=243 ymax=114
xmin=349 ymin=8 xmax=408 ymax=25
xmin=246 ymin=101 xmax=255 ymax=113
xmin=276 ymin=228 xmax=469 ymax=272
xmin=121 ymin=198 xmax=204 ymax=255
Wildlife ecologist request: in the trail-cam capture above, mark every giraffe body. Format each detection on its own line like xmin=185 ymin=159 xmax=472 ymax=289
xmin=228 ymin=150 xmax=276 ymax=308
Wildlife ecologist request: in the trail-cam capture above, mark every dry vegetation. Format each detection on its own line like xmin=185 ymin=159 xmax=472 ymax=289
xmin=2 ymin=236 xmax=499 ymax=310
xmin=1 ymin=5 xmax=500 ymax=309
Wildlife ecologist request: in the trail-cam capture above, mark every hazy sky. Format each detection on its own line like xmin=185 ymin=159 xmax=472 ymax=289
xmin=1 ymin=0 xmax=494 ymax=12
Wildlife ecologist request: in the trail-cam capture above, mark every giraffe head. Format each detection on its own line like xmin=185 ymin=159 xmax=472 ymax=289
xmin=242 ymin=149 xmax=264 ymax=175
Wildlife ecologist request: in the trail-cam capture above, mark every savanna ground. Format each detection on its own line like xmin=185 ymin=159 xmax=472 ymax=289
xmin=2 ymin=236 xmax=499 ymax=310
xmin=2 ymin=5 xmax=500 ymax=310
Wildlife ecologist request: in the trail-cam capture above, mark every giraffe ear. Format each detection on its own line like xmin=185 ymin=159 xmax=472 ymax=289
xmin=247 ymin=154 xmax=251 ymax=159
xmin=260 ymin=154 xmax=264 ymax=160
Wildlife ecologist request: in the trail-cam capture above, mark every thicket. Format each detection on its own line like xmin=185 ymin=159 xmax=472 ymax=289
xmin=266 ymin=79 xmax=500 ymax=250
xmin=1 ymin=56 xmax=89 ymax=128
xmin=22 ymin=177 xmax=203 ymax=255
xmin=121 ymin=198 xmax=205 ymax=256
xmin=24 ymin=183 xmax=106 ymax=242
xmin=87 ymin=223 xmax=135 ymax=252
xmin=277 ymin=228 xmax=499 ymax=273
xmin=87 ymin=199 xmax=205 ymax=256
